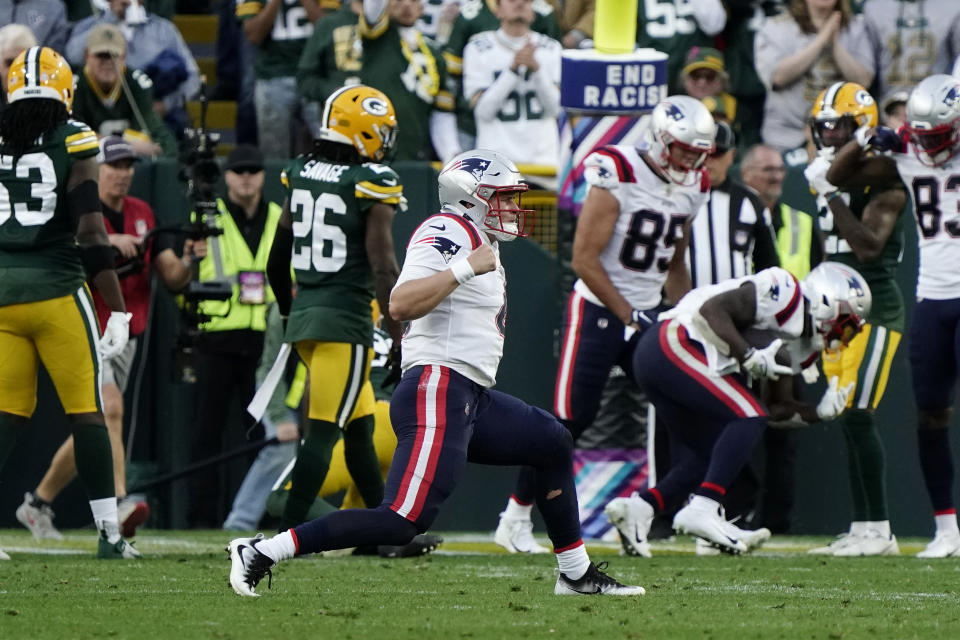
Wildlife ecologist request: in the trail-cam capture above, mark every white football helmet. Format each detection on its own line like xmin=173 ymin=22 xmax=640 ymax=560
xmin=437 ymin=149 xmax=534 ymax=242
xmin=905 ymin=74 xmax=960 ymax=166
xmin=642 ymin=95 xmax=716 ymax=186
xmin=801 ymin=262 xmax=872 ymax=349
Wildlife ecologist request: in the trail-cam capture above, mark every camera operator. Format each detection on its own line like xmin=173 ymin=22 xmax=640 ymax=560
xmin=16 ymin=136 xmax=205 ymax=541
xmin=187 ymin=144 xmax=283 ymax=529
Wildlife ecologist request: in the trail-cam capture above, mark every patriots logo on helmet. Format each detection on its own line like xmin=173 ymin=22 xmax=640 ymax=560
xmin=664 ymin=102 xmax=685 ymax=121
xmin=944 ymin=85 xmax=960 ymax=109
xmin=847 ymin=276 xmax=866 ymax=298
xmin=444 ymin=157 xmax=491 ymax=181
xmin=415 ymin=235 xmax=462 ymax=263
xmin=768 ymin=283 xmax=780 ymax=301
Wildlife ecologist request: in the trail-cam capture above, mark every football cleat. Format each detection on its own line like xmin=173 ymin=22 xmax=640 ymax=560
xmin=97 ymin=536 xmax=142 ymax=559
xmin=672 ymin=496 xmax=748 ymax=555
xmin=604 ymin=495 xmax=654 ymax=558
xmin=378 ymin=533 xmax=443 ymax=558
xmin=916 ymin=530 xmax=960 ymax=558
xmin=554 ymin=561 xmax=645 ymax=596
xmin=832 ymin=530 xmax=899 ymax=557
xmin=808 ymin=532 xmax=859 ymax=555
xmin=494 ymin=513 xmax=549 ymax=554
xmin=16 ymin=492 xmax=63 ymax=540
xmin=722 ymin=518 xmax=771 ymax=552
xmin=117 ymin=497 xmax=150 ymax=539
xmin=0 ymin=547 xmax=9 ymax=560
xmin=227 ymin=534 xmax=275 ymax=597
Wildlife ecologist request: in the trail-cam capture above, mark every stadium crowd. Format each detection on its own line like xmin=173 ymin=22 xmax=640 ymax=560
xmin=2 ymin=0 xmax=960 ymax=581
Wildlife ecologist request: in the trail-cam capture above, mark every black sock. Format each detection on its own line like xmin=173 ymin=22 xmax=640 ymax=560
xmin=918 ymin=427 xmax=954 ymax=512
xmin=0 ymin=412 xmax=25 ymax=472
xmin=343 ymin=415 xmax=384 ymax=508
xmin=72 ymin=421 xmax=115 ymax=500
xmin=281 ymin=419 xmax=340 ymax=529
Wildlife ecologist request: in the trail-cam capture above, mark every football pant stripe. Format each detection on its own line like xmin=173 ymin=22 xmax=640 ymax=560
xmin=334 ymin=344 xmax=366 ymax=428
xmin=391 ymin=365 xmax=448 ymax=520
xmin=661 ymin=320 xmax=764 ymax=418
xmin=73 ymin=285 xmax=104 ymax=414
xmin=553 ymin=290 xmax=585 ymax=420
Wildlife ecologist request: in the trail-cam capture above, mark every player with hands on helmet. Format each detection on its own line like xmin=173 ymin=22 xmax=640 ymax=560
xmin=803 ymin=80 xmax=910 ymax=558
xmin=826 ymin=74 xmax=960 ymax=559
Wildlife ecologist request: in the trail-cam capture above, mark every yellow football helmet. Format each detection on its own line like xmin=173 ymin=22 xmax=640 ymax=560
xmin=318 ymin=84 xmax=397 ymax=162
xmin=6 ymin=46 xmax=74 ymax=111
xmin=809 ymin=81 xmax=878 ymax=150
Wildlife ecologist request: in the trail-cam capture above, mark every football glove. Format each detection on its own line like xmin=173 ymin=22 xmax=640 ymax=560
xmin=854 ymin=125 xmax=903 ymax=153
xmin=99 ymin=311 xmax=132 ymax=360
xmin=816 ymin=375 xmax=855 ymax=420
xmin=381 ymin=343 xmax=402 ymax=389
xmin=803 ymin=155 xmax=837 ymax=197
xmin=742 ymin=339 xmax=793 ymax=381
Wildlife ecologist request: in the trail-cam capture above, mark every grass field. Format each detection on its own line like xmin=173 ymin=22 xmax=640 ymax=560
xmin=1 ymin=529 xmax=959 ymax=639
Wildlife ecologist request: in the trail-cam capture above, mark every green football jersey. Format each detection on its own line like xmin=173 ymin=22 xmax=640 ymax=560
xmin=817 ymin=185 xmax=908 ymax=330
xmin=237 ymin=0 xmax=315 ymax=79
xmin=0 ymin=120 xmax=100 ymax=306
xmin=296 ymin=4 xmax=363 ymax=102
xmin=71 ymin=67 xmax=178 ymax=158
xmin=359 ymin=21 xmax=455 ymax=161
xmin=282 ymin=155 xmax=403 ymax=346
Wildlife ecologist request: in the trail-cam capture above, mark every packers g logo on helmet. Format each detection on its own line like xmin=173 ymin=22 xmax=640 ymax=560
xmin=318 ymin=85 xmax=398 ymax=162
xmin=809 ymin=82 xmax=878 ymax=150
xmin=6 ymin=46 xmax=75 ymax=111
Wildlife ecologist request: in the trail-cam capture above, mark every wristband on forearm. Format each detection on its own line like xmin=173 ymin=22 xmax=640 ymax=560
xmin=450 ymin=259 xmax=476 ymax=285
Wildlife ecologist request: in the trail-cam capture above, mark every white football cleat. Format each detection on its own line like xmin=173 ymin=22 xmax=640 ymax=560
xmin=0 ymin=547 xmax=9 ymax=560
xmin=672 ymin=496 xmax=748 ymax=555
xmin=16 ymin=492 xmax=63 ymax=540
xmin=808 ymin=532 xmax=859 ymax=555
xmin=917 ymin=531 xmax=960 ymax=558
xmin=494 ymin=513 xmax=549 ymax=554
xmin=554 ymin=561 xmax=645 ymax=596
xmin=832 ymin=530 xmax=899 ymax=557
xmin=227 ymin=534 xmax=276 ymax=597
xmin=604 ymin=496 xmax=653 ymax=558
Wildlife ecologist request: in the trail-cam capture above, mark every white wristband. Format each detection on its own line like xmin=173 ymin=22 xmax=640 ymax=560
xmin=450 ymin=259 xmax=475 ymax=285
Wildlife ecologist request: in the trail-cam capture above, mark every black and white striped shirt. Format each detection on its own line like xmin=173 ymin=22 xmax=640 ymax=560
xmin=686 ymin=180 xmax=780 ymax=288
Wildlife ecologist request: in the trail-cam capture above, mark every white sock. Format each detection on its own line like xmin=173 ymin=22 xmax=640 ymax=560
xmin=256 ymin=529 xmax=297 ymax=563
xmin=90 ymin=498 xmax=120 ymax=543
xmin=849 ymin=521 xmax=867 ymax=537
xmin=934 ymin=513 xmax=960 ymax=535
xmin=556 ymin=542 xmax=590 ymax=580
xmin=502 ymin=497 xmax=532 ymax=520
xmin=688 ymin=495 xmax=720 ymax=512
xmin=865 ymin=520 xmax=891 ymax=537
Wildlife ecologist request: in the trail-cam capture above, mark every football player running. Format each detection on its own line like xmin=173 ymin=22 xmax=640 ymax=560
xmin=227 ymin=149 xmax=644 ymax=597
xmin=828 ymin=74 xmax=960 ymax=558
xmin=495 ymin=95 xmax=716 ymax=555
xmin=612 ymin=263 xmax=871 ymax=555
xmin=798 ymin=82 xmax=909 ymax=557
xmin=0 ymin=47 xmax=138 ymax=560
xmin=263 ymin=85 xmax=405 ymax=532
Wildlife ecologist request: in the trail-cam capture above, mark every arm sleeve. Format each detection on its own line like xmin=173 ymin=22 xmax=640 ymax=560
xmin=689 ymin=0 xmax=727 ymax=37
xmin=429 ymin=110 xmax=461 ymax=163
xmin=473 ymin=69 xmax=520 ymax=122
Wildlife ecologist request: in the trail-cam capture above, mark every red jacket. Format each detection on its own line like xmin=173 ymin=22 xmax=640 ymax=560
xmin=94 ymin=196 xmax=155 ymax=337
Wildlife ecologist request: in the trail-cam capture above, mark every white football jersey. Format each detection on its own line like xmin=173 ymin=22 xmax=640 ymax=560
xmin=660 ymin=267 xmax=819 ymax=376
xmin=394 ymin=210 xmax=505 ymax=387
xmin=894 ymin=148 xmax=960 ymax=300
xmin=462 ymin=29 xmax=562 ymax=165
xmin=574 ymin=144 xmax=709 ymax=310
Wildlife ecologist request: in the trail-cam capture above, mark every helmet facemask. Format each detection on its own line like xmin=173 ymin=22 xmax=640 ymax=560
xmin=474 ymin=184 xmax=534 ymax=242
xmin=810 ymin=114 xmax=858 ymax=151
xmin=906 ymin=120 xmax=960 ymax=166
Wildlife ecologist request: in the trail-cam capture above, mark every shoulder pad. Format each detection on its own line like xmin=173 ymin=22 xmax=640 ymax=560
xmin=410 ymin=212 xmax=483 ymax=251
xmin=63 ymin=120 xmax=100 ymax=156
xmin=584 ymin=146 xmax=636 ymax=188
xmin=356 ymin=163 xmax=403 ymax=204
